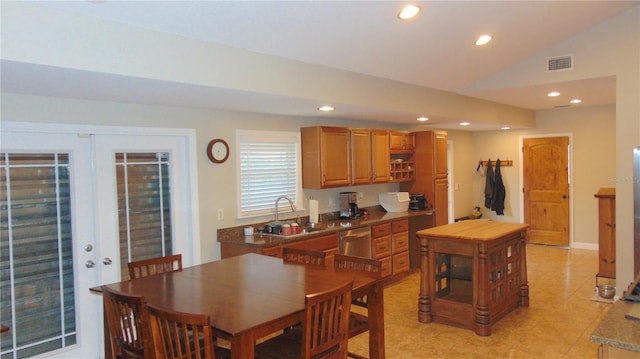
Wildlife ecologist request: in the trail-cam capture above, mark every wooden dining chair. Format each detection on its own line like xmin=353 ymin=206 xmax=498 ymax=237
xmin=102 ymin=286 xmax=154 ymax=359
xmin=254 ymin=280 xmax=353 ymax=359
xmin=334 ymin=254 xmax=383 ymax=358
xmin=146 ymin=303 xmax=230 ymax=359
xmin=127 ymin=254 xmax=182 ymax=279
xmin=282 ymin=247 xmax=327 ymax=266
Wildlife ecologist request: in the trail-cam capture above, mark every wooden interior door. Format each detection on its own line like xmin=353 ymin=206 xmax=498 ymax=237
xmin=523 ymin=137 xmax=570 ymax=246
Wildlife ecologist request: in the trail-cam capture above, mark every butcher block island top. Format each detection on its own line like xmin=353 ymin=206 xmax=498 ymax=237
xmin=417 ymin=220 xmax=529 ymax=242
xmin=417 ymin=220 xmax=530 ymax=336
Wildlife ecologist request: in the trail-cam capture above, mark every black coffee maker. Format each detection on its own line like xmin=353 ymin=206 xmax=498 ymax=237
xmin=339 ymin=192 xmax=360 ymax=219
xmin=409 ymin=193 xmax=427 ymax=210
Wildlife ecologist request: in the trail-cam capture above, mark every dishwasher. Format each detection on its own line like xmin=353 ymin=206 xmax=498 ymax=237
xmin=338 ymin=226 xmax=372 ymax=258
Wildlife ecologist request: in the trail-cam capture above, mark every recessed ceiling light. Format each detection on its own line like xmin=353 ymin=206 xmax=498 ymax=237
xmin=547 ymin=91 xmax=561 ymax=97
xmin=501 ymin=126 xmax=511 ymax=130
xmin=570 ymin=98 xmax=582 ymax=104
xmin=459 ymin=122 xmax=471 ymax=126
xmin=417 ymin=116 xmax=429 ymax=122
xmin=475 ymin=34 xmax=492 ymax=46
xmin=398 ymin=5 xmax=421 ymax=20
xmin=318 ymin=105 xmax=335 ymax=112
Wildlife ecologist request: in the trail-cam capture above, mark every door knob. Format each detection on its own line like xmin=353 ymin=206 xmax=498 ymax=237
xmin=85 ymin=260 xmax=95 ymax=268
xmin=103 ymin=257 xmax=113 ymax=265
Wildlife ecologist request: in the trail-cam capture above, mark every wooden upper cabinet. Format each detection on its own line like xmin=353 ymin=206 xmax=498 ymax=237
xmin=351 ymin=128 xmax=372 ymax=185
xmin=434 ymin=131 xmax=448 ymax=179
xmin=301 ymin=126 xmax=351 ymax=189
xmin=389 ymin=131 xmax=415 ymax=153
xmin=371 ymin=129 xmax=390 ymax=183
xmin=403 ymin=130 xmax=448 ymax=224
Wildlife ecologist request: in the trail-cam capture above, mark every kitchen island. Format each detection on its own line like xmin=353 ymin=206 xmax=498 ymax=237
xmin=416 ymin=220 xmax=530 ymax=336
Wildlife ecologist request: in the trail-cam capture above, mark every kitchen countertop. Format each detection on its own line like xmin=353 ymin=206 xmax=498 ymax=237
xmin=591 ymin=300 xmax=640 ymax=352
xmin=217 ymin=206 xmax=434 ymax=247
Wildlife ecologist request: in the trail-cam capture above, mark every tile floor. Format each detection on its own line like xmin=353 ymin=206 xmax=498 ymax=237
xmin=348 ymin=244 xmax=614 ymax=359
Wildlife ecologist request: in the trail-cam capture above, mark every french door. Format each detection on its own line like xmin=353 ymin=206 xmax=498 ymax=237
xmin=0 ymin=123 xmax=199 ymax=358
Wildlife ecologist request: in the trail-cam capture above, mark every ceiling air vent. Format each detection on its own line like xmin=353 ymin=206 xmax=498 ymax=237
xmin=547 ymin=55 xmax=573 ymax=72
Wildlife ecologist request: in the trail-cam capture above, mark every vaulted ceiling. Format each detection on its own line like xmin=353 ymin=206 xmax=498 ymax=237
xmin=1 ymin=1 xmax=637 ymax=130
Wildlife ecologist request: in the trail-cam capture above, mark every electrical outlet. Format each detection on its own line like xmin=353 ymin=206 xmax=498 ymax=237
xmin=328 ymin=197 xmax=335 ymax=207
xmin=357 ymin=192 xmax=364 ymax=200
xmin=216 ymin=208 xmax=224 ymax=220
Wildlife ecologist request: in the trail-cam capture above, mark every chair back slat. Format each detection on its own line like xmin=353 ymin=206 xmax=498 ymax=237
xmin=102 ymin=286 xmax=154 ymax=359
xmin=147 ymin=303 xmax=216 ymax=359
xmin=128 ymin=254 xmax=183 ymax=280
xmin=282 ymin=248 xmax=327 ymax=266
xmin=303 ymin=280 xmax=352 ymax=359
xmin=333 ymin=254 xmax=381 ymax=275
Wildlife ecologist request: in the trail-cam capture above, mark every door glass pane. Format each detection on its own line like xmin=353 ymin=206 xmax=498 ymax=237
xmin=0 ymin=153 xmax=76 ymax=358
xmin=116 ymin=152 xmax=173 ymax=280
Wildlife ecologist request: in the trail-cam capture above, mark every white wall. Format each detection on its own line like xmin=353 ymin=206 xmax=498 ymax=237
xmin=0 ymin=93 xmax=410 ymax=262
xmin=471 ymin=105 xmax=616 ymax=248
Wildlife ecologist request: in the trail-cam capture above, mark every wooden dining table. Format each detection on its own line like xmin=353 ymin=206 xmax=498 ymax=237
xmin=92 ymin=253 xmax=386 ymax=359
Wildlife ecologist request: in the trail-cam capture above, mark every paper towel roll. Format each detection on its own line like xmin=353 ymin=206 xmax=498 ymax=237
xmin=309 ymin=199 xmax=319 ymax=223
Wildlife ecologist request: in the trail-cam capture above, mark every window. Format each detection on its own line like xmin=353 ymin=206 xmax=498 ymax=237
xmin=236 ymin=130 xmax=302 ymax=218
xmin=1 ymin=153 xmax=77 ymax=357
xmin=115 ymin=152 xmax=173 ymax=280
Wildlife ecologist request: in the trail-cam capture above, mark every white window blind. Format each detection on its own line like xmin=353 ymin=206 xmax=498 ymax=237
xmin=237 ymin=130 xmax=302 ymax=218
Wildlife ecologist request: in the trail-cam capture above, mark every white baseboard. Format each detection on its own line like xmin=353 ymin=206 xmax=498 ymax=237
xmin=571 ymin=242 xmax=598 ymax=250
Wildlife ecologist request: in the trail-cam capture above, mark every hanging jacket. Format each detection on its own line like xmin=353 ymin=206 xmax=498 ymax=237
xmin=491 ymin=159 xmax=506 ymax=215
xmin=484 ymin=159 xmax=494 ymax=209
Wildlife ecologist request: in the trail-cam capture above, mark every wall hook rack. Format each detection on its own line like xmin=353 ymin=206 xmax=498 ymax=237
xmin=478 ymin=159 xmax=513 ymax=167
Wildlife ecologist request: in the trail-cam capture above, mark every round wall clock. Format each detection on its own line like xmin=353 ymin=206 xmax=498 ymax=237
xmin=207 ymin=138 xmax=229 ymax=164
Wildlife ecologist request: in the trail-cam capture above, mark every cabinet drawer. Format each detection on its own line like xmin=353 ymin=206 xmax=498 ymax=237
xmin=372 ymin=235 xmax=392 ymax=259
xmin=372 ymin=223 xmax=391 ymax=238
xmin=393 ymin=251 xmax=410 ymax=274
xmin=391 ymin=219 xmax=408 ymax=233
xmin=380 ymin=257 xmax=392 ymax=277
xmin=392 ymin=231 xmax=409 ymax=253
xmin=285 ymin=233 xmax=338 ymax=251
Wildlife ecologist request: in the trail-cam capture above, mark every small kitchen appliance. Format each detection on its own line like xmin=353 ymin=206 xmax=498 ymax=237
xmin=409 ymin=193 xmax=427 ymax=210
xmin=339 ymin=192 xmax=360 ymax=219
xmin=378 ymin=192 xmax=410 ymax=212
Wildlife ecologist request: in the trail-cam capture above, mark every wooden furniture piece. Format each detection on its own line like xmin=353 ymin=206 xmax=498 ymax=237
xmin=282 ymin=247 xmax=326 ymax=266
xmin=94 ymin=253 xmax=385 ymax=359
xmin=391 ymin=219 xmax=410 ymax=275
xmin=371 ymin=218 xmax=410 ymax=277
xmin=594 ymin=188 xmax=616 ymax=279
xmin=102 ymin=286 xmax=154 ymax=359
xmin=371 ymin=129 xmax=390 ymax=183
xmin=417 ymin=220 xmax=530 ymax=336
xmin=371 ymin=222 xmax=392 ymax=277
xmin=333 ymin=254 xmax=382 ymax=358
xmin=254 ymin=280 xmax=353 ymax=359
xmin=147 ymin=303 xmax=230 ymax=359
xmin=127 ymin=254 xmax=183 ymax=280
xmin=389 ymin=130 xmax=415 ymax=182
xmin=401 ymin=130 xmax=448 ymax=226
xmin=301 ymin=126 xmax=351 ymax=188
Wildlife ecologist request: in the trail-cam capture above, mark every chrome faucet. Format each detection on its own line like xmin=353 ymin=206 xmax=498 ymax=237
xmin=275 ymin=196 xmax=296 ymax=222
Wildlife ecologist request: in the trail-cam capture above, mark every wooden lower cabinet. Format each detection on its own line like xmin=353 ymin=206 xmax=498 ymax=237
xmin=372 ymin=219 xmax=410 ymax=276
xmin=222 ymin=233 xmax=339 ymax=266
xmin=372 ymin=222 xmax=392 ymax=277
